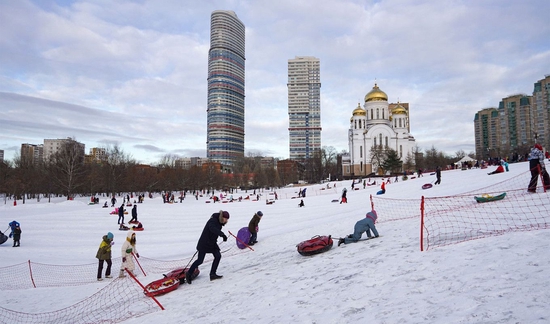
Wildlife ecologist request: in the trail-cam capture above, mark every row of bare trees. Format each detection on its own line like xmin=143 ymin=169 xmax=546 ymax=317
xmin=0 ymin=141 xmax=342 ymax=204
xmin=0 ymin=140 xmax=471 ymax=203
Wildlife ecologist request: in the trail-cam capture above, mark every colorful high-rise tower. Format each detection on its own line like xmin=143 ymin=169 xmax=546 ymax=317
xmin=287 ymin=56 xmax=321 ymax=161
xmin=206 ymin=10 xmax=245 ymax=166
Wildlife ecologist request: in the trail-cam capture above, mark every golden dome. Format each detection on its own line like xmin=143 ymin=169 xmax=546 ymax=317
xmin=352 ymin=103 xmax=366 ymax=116
xmin=364 ymin=83 xmax=388 ymax=102
xmin=392 ymin=103 xmax=407 ymax=115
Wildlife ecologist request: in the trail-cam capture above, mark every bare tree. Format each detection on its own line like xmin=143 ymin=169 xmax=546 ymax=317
xmin=454 ymin=149 xmax=466 ymax=160
xmin=369 ymin=145 xmax=386 ymax=175
xmin=103 ymin=145 xmax=135 ymax=196
xmin=49 ymin=139 xmax=86 ymax=199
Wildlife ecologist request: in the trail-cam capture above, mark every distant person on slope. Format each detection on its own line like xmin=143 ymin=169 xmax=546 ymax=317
xmin=340 ymin=188 xmax=347 ymax=203
xmin=338 ymin=210 xmax=379 ymax=246
xmin=118 ymin=204 xmax=125 ymax=225
xmin=130 ymin=205 xmax=138 ymax=223
xmin=434 ymin=166 xmax=442 ymax=185
xmin=186 ymin=210 xmax=229 ymax=284
xmin=527 ymin=143 xmax=550 ymax=192
xmin=487 ymin=164 xmax=505 ymax=175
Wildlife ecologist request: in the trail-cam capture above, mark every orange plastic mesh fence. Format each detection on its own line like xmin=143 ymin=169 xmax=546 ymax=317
xmin=0 ymin=277 xmax=159 ymax=324
xmin=0 ymin=242 xmax=247 ymax=323
xmin=422 ymin=168 xmax=550 ymax=250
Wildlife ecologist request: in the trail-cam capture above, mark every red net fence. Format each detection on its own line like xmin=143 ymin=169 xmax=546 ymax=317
xmin=0 ymin=242 xmax=246 ymax=323
xmin=369 ymin=168 xmax=550 ymax=251
xmin=421 ymin=167 xmax=550 ymax=250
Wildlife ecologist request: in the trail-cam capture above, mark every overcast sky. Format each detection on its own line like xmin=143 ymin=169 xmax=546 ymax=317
xmin=1 ymin=0 xmax=549 ymax=164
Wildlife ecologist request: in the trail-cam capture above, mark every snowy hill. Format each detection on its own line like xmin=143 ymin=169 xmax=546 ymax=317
xmin=1 ymin=161 xmax=550 ymax=323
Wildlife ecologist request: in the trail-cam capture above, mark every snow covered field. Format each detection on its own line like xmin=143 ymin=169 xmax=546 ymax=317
xmin=2 ymin=161 xmax=550 ymax=323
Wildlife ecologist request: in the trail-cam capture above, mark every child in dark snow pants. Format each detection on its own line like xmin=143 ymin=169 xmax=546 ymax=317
xmin=339 ymin=210 xmax=379 ymax=246
xmin=12 ymin=226 xmax=22 ymax=247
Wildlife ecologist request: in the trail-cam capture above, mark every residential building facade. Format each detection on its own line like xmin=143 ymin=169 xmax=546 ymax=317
xmin=206 ymin=10 xmax=246 ymax=166
xmin=43 ymin=138 xmax=85 ymax=161
xmin=474 ymin=75 xmax=550 ymax=160
xmin=20 ymin=143 xmax=44 ymax=165
xmin=288 ymin=56 xmax=321 ymax=161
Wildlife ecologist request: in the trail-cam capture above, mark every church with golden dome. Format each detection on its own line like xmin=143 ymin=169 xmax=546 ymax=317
xmin=342 ymin=83 xmax=416 ymax=177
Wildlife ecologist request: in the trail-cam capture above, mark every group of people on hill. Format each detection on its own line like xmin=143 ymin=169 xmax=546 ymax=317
xmin=96 ymin=230 xmax=139 ymax=281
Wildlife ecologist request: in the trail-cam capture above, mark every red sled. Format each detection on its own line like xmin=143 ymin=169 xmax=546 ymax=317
xmin=143 ymin=267 xmax=199 ymax=297
xmin=422 ymin=183 xmax=433 ymax=190
xmin=296 ymin=235 xmax=333 ymax=256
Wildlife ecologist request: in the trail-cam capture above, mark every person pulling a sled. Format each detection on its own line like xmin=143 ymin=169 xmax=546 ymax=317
xmin=528 ymin=143 xmax=550 ymax=192
xmin=12 ymin=224 xmax=22 ymax=247
xmin=248 ymin=211 xmax=263 ymax=246
xmin=96 ymin=232 xmax=114 ymax=281
xmin=338 ymin=210 xmax=379 ymax=246
xmin=186 ymin=210 xmax=229 ymax=284
xmin=119 ymin=230 xmax=139 ymax=277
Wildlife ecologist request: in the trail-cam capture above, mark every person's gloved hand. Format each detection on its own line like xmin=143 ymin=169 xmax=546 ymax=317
xmin=110 ymin=241 xmax=115 ymax=246
xmin=136 ymin=253 xmax=140 ymax=258
xmin=221 ymin=233 xmax=228 ymax=242
xmin=122 ymin=257 xmax=127 ymax=262
xmin=9 ymin=233 xmax=12 ymax=238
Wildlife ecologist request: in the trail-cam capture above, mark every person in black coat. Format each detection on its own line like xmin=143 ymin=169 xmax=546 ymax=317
xmin=130 ymin=205 xmax=138 ymax=223
xmin=434 ymin=166 xmax=442 ymax=185
xmin=186 ymin=210 xmax=229 ymax=284
xmin=118 ymin=204 xmax=125 ymax=225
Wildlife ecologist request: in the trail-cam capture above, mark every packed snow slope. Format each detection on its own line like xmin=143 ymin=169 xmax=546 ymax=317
xmin=2 ymin=161 xmax=550 ymax=323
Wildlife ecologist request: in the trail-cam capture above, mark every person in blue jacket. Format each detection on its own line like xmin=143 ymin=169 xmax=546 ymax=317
xmin=186 ymin=210 xmax=229 ymax=284
xmin=8 ymin=220 xmax=20 ymax=238
xmin=338 ymin=210 xmax=379 ymax=246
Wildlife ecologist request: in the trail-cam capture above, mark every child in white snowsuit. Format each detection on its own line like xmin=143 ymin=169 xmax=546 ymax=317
xmin=119 ymin=230 xmax=139 ymax=277
xmin=339 ymin=210 xmax=379 ymax=246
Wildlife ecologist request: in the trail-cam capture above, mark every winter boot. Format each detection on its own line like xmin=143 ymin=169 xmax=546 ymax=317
xmin=338 ymin=238 xmax=345 ymax=247
xmin=97 ymin=278 xmax=103 ymax=281
xmin=210 ymin=274 xmax=223 ymax=281
xmin=185 ymin=271 xmax=193 ymax=284
xmin=106 ymin=275 xmax=112 ymax=278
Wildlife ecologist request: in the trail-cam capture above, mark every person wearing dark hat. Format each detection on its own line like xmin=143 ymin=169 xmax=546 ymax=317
xmin=248 ymin=211 xmax=263 ymax=246
xmin=186 ymin=210 xmax=229 ymax=284
xmin=96 ymin=232 xmax=114 ymax=281
xmin=528 ymin=143 xmax=550 ymax=192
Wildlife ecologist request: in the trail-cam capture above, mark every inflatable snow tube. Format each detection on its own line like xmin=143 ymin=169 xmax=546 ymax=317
xmin=376 ymin=190 xmax=385 ymax=195
xmin=131 ymin=227 xmax=144 ymax=231
xmin=236 ymin=227 xmax=251 ymax=249
xmin=422 ymin=183 xmax=433 ymax=190
xmin=0 ymin=231 xmax=7 ymax=245
xmin=296 ymin=235 xmax=333 ymax=256
xmin=144 ymin=267 xmax=199 ymax=297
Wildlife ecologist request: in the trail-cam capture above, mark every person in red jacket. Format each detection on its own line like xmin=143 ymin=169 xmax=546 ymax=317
xmin=487 ymin=164 xmax=505 ymax=175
